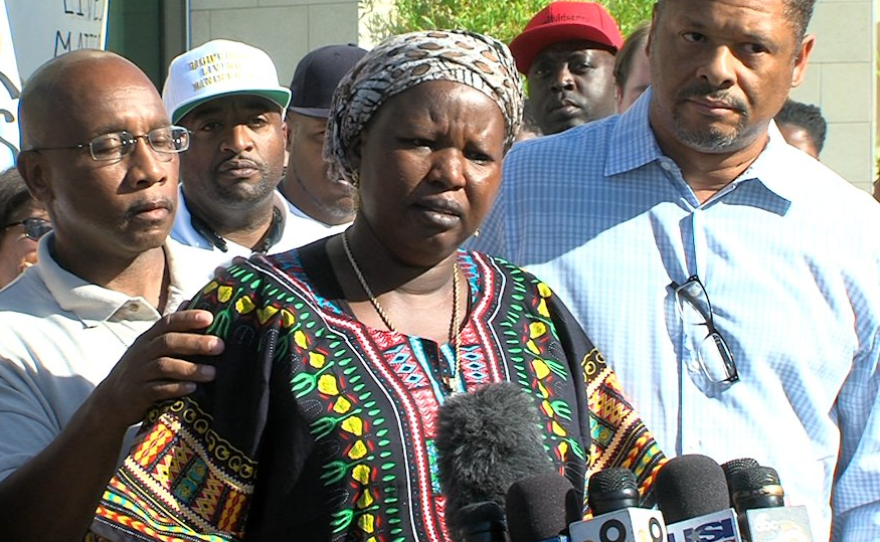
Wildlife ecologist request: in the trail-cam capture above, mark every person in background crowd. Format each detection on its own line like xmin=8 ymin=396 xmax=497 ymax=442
xmin=165 ymin=39 xmax=302 ymax=269
xmin=471 ymin=0 xmax=880 ymax=539
xmin=92 ymin=30 xmax=665 ymax=542
xmin=510 ymin=1 xmax=623 ymax=135
xmin=515 ymin=98 xmax=542 ymax=142
xmin=0 ymin=167 xmax=50 ymax=289
xmin=280 ymin=43 xmax=367 ymax=240
xmin=0 ymin=49 xmax=220 ymax=542
xmin=613 ymin=23 xmax=651 ymax=113
xmin=775 ymin=98 xmax=827 ymax=159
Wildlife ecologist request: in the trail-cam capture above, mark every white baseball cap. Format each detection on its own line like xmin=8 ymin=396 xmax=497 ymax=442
xmin=163 ymin=39 xmax=292 ymax=124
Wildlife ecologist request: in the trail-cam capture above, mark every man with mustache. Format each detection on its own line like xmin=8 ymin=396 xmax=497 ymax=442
xmin=509 ymin=1 xmax=623 ymax=135
xmin=0 ymin=50 xmax=221 ymax=540
xmin=165 ymin=39 xmax=302 ymax=268
xmin=280 ymin=43 xmax=366 ymax=238
xmin=472 ymin=0 xmax=880 ymax=540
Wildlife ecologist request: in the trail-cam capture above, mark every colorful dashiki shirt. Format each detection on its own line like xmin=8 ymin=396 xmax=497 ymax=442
xmin=91 ymin=241 xmax=664 ymax=541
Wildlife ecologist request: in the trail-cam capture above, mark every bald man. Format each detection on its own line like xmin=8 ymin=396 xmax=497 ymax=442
xmin=0 ymin=50 xmax=220 ymax=540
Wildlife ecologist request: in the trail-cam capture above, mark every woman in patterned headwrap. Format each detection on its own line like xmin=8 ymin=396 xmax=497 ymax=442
xmin=92 ymin=30 xmax=664 ymax=542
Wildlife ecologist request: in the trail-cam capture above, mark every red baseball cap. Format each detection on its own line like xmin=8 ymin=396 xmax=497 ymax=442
xmin=509 ymin=1 xmax=624 ymax=74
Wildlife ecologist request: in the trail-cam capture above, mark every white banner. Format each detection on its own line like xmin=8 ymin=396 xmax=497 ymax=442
xmin=6 ymin=0 xmax=109 ymax=81
xmin=0 ymin=0 xmax=22 ymax=170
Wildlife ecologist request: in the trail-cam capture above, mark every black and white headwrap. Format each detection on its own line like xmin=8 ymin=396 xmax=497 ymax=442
xmin=325 ymin=30 xmax=524 ymax=185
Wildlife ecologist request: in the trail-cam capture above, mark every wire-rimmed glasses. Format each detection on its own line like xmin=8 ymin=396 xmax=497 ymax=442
xmin=3 ymin=217 xmax=52 ymax=241
xmin=670 ymin=275 xmax=738 ymax=383
xmin=27 ymin=125 xmax=190 ymax=162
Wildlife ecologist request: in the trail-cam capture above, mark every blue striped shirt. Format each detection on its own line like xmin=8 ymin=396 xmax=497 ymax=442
xmin=470 ymin=90 xmax=880 ymax=541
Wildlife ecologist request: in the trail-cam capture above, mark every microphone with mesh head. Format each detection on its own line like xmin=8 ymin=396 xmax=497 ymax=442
xmin=729 ymin=466 xmax=785 ymax=513
xmin=569 ymin=468 xmax=666 ymax=542
xmin=587 ymin=468 xmax=640 ymax=515
xmin=721 ymin=458 xmax=760 ymax=480
xmin=721 ymin=458 xmax=760 ymax=508
xmin=729 ymin=465 xmax=814 ymax=542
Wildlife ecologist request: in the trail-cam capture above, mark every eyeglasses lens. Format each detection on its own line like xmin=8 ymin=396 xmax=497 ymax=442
xmin=89 ymin=126 xmax=190 ymax=161
xmin=22 ymin=218 xmax=52 ymax=241
xmin=698 ymin=333 xmax=738 ymax=382
xmin=674 ymin=277 xmax=738 ymax=383
xmin=676 ymin=281 xmax=712 ymax=324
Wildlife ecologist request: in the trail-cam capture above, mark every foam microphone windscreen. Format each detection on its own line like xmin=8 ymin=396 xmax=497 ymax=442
xmin=654 ymin=454 xmax=731 ymax=524
xmin=436 ymin=382 xmax=554 ymax=534
xmin=505 ymin=473 xmax=581 ymax=542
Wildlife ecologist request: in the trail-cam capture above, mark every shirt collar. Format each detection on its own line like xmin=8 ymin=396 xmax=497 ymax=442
xmin=36 ymin=235 xmax=197 ymax=326
xmin=734 ymin=120 xmax=799 ymax=203
xmin=605 ymin=88 xmax=666 ymax=177
xmin=177 ymin=186 xmax=290 ymax=253
xmin=605 ymin=88 xmax=795 ymax=206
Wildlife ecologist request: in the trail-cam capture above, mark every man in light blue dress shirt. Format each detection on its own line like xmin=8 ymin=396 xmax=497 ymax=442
xmin=471 ymin=0 xmax=880 ymax=540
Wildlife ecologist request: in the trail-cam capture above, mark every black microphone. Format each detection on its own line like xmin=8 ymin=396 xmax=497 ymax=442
xmin=457 ymin=502 xmax=509 ymax=542
xmin=505 ymin=473 xmax=581 ymax=542
xmin=721 ymin=458 xmax=760 ymax=508
xmin=568 ymin=468 xmax=667 ymax=542
xmin=655 ymin=455 xmax=742 ymax=542
xmin=588 ymin=467 xmax=640 ymax=515
xmin=729 ymin=466 xmax=785 ymax=512
xmin=436 ymin=382 xmax=555 ymax=542
xmin=721 ymin=458 xmax=760 ymax=480
xmin=729 ymin=466 xmax=813 ymax=542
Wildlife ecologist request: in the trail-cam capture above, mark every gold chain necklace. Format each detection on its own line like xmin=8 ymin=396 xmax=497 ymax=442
xmin=341 ymin=232 xmax=463 ymax=393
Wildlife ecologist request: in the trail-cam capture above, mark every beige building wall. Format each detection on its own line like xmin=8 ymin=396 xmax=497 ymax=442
xmin=189 ymin=0 xmax=360 ymax=89
xmin=188 ymin=0 xmax=877 ymax=190
xmin=790 ymin=0 xmax=877 ymax=191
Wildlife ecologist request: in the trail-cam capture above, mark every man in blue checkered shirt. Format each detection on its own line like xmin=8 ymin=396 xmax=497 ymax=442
xmin=471 ymin=0 xmax=880 ymax=540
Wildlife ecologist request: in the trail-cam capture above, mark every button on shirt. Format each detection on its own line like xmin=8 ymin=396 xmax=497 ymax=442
xmin=0 ymin=236 xmax=214 ymax=482
xmin=470 ymin=90 xmax=880 ymax=542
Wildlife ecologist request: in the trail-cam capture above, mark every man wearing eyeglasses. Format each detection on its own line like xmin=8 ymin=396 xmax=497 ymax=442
xmin=164 ymin=39 xmax=305 ymax=268
xmin=0 ymin=50 xmax=222 ymax=540
xmin=472 ymin=0 xmax=880 ymax=540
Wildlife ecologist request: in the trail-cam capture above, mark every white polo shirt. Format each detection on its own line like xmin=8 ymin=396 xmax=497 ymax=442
xmin=0 ymin=236 xmax=213 ymax=482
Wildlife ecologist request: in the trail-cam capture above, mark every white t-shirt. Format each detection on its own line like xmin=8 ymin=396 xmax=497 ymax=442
xmin=285 ymin=200 xmax=350 ymax=243
xmin=171 ymin=187 xmax=347 ymax=269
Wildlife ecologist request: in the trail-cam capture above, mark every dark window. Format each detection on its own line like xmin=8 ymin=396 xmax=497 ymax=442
xmin=105 ymin=0 xmax=188 ymax=89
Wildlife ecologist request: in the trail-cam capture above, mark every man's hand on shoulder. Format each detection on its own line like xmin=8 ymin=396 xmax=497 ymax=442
xmin=93 ymin=309 xmax=224 ymax=430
